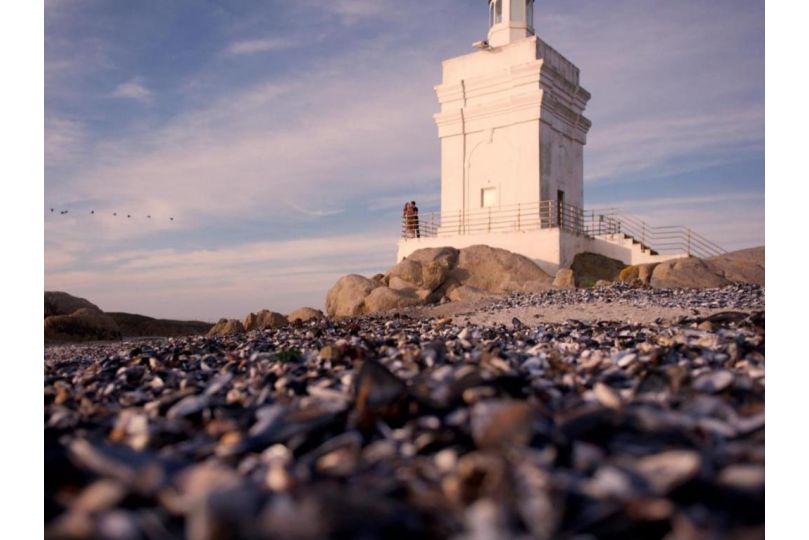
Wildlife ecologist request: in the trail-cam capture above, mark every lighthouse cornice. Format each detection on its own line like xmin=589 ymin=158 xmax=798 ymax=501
xmin=433 ymin=92 xmax=591 ymax=145
xmin=433 ymin=35 xmax=591 ymax=145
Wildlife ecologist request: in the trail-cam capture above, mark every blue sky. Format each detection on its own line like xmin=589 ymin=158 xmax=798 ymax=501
xmin=44 ymin=0 xmax=764 ymax=320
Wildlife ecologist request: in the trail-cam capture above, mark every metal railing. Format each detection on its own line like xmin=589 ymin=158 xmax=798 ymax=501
xmin=401 ymin=201 xmax=585 ymax=239
xmin=583 ymin=208 xmax=726 ymax=259
xmin=400 ymin=202 xmax=726 ymax=259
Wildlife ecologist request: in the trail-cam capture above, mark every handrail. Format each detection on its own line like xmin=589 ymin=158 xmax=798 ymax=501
xmin=401 ymin=202 xmax=726 ymax=258
xmin=582 ymin=207 xmax=726 ymax=258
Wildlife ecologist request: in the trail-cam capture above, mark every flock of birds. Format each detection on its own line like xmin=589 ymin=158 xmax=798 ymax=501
xmin=48 ymin=208 xmax=174 ymax=221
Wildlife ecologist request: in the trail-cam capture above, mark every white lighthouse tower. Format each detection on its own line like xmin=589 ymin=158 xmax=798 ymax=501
xmin=435 ymin=0 xmax=591 ymax=226
xmin=398 ymin=1 xmax=699 ymax=272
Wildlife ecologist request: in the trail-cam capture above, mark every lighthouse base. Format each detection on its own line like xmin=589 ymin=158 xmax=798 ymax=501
xmin=396 ymin=229 xmax=681 ymax=276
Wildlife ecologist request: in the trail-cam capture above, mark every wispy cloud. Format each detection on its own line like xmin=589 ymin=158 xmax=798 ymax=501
xmin=586 ymin=107 xmax=764 ymax=182
xmin=45 ymin=116 xmax=84 ymax=164
xmin=111 ymin=78 xmax=152 ymax=102
xmin=323 ymin=0 xmax=396 ymax=24
xmin=225 ymin=37 xmax=294 ymax=56
xmin=589 ymin=192 xmax=763 ymax=212
xmin=539 ymin=1 xmax=764 ymax=184
xmin=281 ymin=200 xmax=344 ymax=218
xmin=45 ymin=232 xmax=398 ymax=319
xmin=57 ymin=52 xmax=437 ymax=233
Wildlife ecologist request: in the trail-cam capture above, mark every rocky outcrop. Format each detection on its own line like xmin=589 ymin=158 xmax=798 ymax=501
xmin=207 ymin=319 xmax=245 ymax=337
xmin=243 ymin=310 xmax=287 ymax=331
xmin=388 ymin=247 xmax=457 ymax=292
xmin=571 ymin=252 xmax=626 ymax=286
xmin=706 ymin=247 xmax=764 ymax=286
xmin=645 ymin=248 xmax=762 ymax=289
xmin=44 ymin=291 xmax=213 ymax=341
xmin=44 ymin=291 xmax=100 ymax=318
xmin=107 ymin=313 xmax=212 ymax=337
xmin=326 ymin=275 xmax=382 ymax=318
xmin=618 ymin=263 xmax=659 ymax=287
xmin=616 ymin=248 xmax=765 ymax=289
xmin=552 ymin=268 xmax=576 ymax=289
xmin=446 ymin=284 xmax=493 ymax=303
xmin=363 ymin=287 xmax=425 ymax=313
xmin=325 ymin=245 xmax=552 ymax=317
xmin=450 ymin=245 xmax=551 ymax=294
xmin=287 ymin=307 xmax=325 ymax=323
xmin=324 ymin=245 xmax=765 ymax=317
xmin=650 ymin=247 xmax=765 ymax=289
xmin=650 ymin=258 xmax=731 ymax=289
xmin=45 ymin=307 xmax=122 ymax=342
xmin=44 ymin=291 xmax=123 ymax=342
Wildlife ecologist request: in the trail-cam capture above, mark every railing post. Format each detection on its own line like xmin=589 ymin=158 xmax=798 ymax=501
xmin=487 ymin=207 xmax=491 ymax=233
xmin=517 ymin=203 xmax=521 ymax=231
xmin=641 ymin=222 xmax=646 ymax=245
xmin=687 ymin=228 xmax=692 ymax=256
xmin=540 ymin=201 xmax=545 ymax=229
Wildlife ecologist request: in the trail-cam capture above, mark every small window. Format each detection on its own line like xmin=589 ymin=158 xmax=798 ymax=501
xmin=482 ymin=187 xmax=497 ymax=208
xmin=494 ymin=0 xmax=502 ymax=24
xmin=526 ymin=0 xmax=534 ymax=29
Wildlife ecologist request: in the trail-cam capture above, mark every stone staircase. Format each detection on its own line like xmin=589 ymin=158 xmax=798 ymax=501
xmin=583 ymin=209 xmax=726 ymax=262
xmin=586 ymin=232 xmax=675 ymax=266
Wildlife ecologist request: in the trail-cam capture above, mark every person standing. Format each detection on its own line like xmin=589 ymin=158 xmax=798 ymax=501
xmin=402 ymin=202 xmax=413 ymax=238
xmin=411 ymin=200 xmax=420 ymax=238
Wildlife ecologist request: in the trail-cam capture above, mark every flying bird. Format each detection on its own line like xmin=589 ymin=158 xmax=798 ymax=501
xmin=90 ymin=210 xmax=95 ymax=214
xmin=113 ymin=212 xmax=117 ymax=216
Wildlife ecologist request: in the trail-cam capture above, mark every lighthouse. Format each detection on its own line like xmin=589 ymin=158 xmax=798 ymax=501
xmin=398 ymin=1 xmax=697 ymax=272
xmin=436 ymin=0 xmax=591 ymax=229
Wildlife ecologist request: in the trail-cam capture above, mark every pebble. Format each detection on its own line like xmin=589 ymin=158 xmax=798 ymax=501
xmin=592 ymin=382 xmax=623 ymax=410
xmin=44 ymin=284 xmax=765 ymax=539
xmin=693 ymin=369 xmax=735 ymax=393
xmin=635 ymin=450 xmax=702 ymax=494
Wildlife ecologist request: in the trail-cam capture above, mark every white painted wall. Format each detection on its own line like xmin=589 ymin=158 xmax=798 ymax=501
xmin=434 ymin=35 xmax=591 ymax=230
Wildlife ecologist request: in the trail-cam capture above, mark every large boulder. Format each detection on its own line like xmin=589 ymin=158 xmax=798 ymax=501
xmin=706 ymin=247 xmax=764 ymax=286
xmin=571 ymin=252 xmax=626 ymax=286
xmin=449 ymin=245 xmax=552 ymax=294
xmin=618 ymin=263 xmax=659 ymax=286
xmin=446 ymin=284 xmax=493 ymax=303
xmin=44 ymin=308 xmax=122 ymax=342
xmin=107 ymin=313 xmax=212 ymax=337
xmin=44 ymin=291 xmax=100 ymax=318
xmin=552 ymin=268 xmax=576 ymax=289
xmin=363 ymin=287 xmax=426 ymax=313
xmin=388 ymin=247 xmax=458 ymax=292
xmin=325 ymin=245 xmax=554 ymax=317
xmin=287 ymin=307 xmax=325 ymax=323
xmin=650 ymin=257 xmax=731 ymax=289
xmin=207 ymin=319 xmax=245 ymax=337
xmin=650 ymin=247 xmax=764 ymax=288
xmin=244 ymin=310 xmax=287 ymax=331
xmin=325 ymin=274 xmax=381 ymax=318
